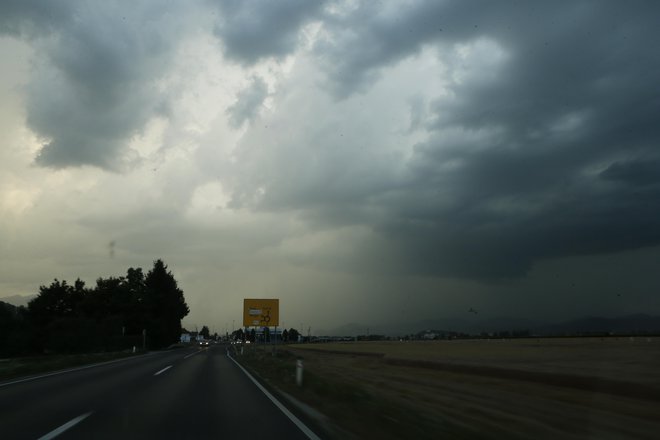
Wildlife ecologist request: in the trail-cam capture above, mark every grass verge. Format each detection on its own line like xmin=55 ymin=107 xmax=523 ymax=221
xmin=233 ymin=344 xmax=468 ymax=440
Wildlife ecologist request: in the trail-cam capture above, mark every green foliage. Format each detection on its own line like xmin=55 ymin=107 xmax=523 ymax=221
xmin=143 ymin=259 xmax=189 ymax=349
xmin=0 ymin=259 xmax=189 ymax=356
xmin=288 ymin=328 xmax=300 ymax=342
xmin=232 ymin=328 xmax=245 ymax=341
xmin=0 ymin=301 xmax=32 ymax=356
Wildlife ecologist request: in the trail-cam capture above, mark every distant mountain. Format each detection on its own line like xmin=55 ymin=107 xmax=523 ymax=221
xmin=383 ymin=316 xmax=546 ymax=336
xmin=321 ymin=317 xmax=545 ymax=337
xmin=537 ymin=314 xmax=660 ymax=335
xmin=318 ymin=322 xmax=370 ymax=336
xmin=322 ymin=314 xmax=660 ymax=337
xmin=0 ymin=300 xmax=18 ymax=311
xmin=0 ymin=294 xmax=36 ymax=308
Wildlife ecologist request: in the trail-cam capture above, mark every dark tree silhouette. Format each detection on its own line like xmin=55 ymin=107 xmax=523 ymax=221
xmin=28 ymin=279 xmax=88 ymax=352
xmin=143 ymin=259 xmax=189 ymax=349
xmin=288 ymin=328 xmax=300 ymax=342
xmin=0 ymin=301 xmax=31 ymax=356
xmin=200 ymin=325 xmax=210 ymax=339
xmin=9 ymin=260 xmax=189 ymax=355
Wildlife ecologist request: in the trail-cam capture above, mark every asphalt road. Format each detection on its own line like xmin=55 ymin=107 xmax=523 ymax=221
xmin=0 ymin=345 xmax=318 ymax=439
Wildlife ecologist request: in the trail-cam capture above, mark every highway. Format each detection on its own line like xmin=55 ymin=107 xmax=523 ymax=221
xmin=0 ymin=345 xmax=318 ymax=439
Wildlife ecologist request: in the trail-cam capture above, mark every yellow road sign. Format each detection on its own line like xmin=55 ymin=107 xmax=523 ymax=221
xmin=243 ymin=298 xmax=279 ymax=327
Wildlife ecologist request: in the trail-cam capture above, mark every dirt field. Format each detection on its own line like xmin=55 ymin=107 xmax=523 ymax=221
xmin=239 ymin=338 xmax=660 ymax=439
xmin=296 ymin=337 xmax=660 ymax=385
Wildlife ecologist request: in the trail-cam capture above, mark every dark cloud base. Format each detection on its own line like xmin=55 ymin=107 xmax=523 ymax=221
xmin=3 ymin=0 xmax=660 ymax=282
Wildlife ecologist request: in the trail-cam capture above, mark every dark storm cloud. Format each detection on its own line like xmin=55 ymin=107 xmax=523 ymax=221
xmin=0 ymin=0 xmax=72 ymax=37
xmin=315 ymin=0 xmax=512 ymax=96
xmin=600 ymin=159 xmax=660 ymax=187
xmin=227 ymin=76 xmax=268 ymax=128
xmin=212 ymin=0 xmax=325 ymax=64
xmin=241 ymin=1 xmax=660 ymax=279
xmin=4 ymin=0 xmax=660 ymax=282
xmin=380 ymin=2 xmax=660 ymax=278
xmin=1 ymin=1 xmax=186 ymax=170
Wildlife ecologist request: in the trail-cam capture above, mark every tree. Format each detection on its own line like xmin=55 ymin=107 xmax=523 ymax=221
xmin=200 ymin=325 xmax=210 ymax=339
xmin=288 ymin=328 xmax=300 ymax=342
xmin=118 ymin=267 xmax=147 ymax=337
xmin=282 ymin=329 xmax=289 ymax=342
xmin=5 ymin=260 xmax=188 ymax=355
xmin=28 ymin=279 xmax=88 ymax=352
xmin=143 ymin=259 xmax=189 ymax=349
xmin=0 ymin=301 xmax=31 ymax=356
xmin=29 ymin=279 xmax=86 ymax=321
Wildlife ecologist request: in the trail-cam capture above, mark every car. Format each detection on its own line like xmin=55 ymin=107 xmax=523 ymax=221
xmin=198 ymin=340 xmax=210 ymax=347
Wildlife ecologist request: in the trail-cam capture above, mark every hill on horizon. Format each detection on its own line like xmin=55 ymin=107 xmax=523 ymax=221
xmin=321 ymin=314 xmax=660 ymax=337
xmin=0 ymin=294 xmax=36 ymax=308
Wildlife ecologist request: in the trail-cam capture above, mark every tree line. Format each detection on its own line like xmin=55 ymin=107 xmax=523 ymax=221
xmin=230 ymin=327 xmax=301 ymax=343
xmin=0 ymin=259 xmax=189 ymax=357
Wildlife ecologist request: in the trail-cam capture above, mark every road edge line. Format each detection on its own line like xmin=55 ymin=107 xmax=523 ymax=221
xmin=38 ymin=411 xmax=93 ymax=440
xmin=227 ymin=353 xmax=322 ymax=440
xmin=0 ymin=353 xmax=153 ymax=388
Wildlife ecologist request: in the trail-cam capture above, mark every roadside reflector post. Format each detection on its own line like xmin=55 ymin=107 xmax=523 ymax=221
xmin=273 ymin=326 xmax=277 ymax=357
xmin=296 ymin=359 xmax=303 ymax=387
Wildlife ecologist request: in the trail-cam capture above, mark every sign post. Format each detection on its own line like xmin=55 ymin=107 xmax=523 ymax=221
xmin=243 ymin=299 xmax=279 ymax=327
xmin=243 ymin=298 xmax=280 ymax=356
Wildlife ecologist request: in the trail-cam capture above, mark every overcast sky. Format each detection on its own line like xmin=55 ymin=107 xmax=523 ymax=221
xmin=1 ymin=0 xmax=659 ymax=334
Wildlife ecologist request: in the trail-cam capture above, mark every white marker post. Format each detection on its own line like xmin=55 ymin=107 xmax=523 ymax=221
xmin=273 ymin=325 xmax=277 ymax=357
xmin=296 ymin=359 xmax=303 ymax=387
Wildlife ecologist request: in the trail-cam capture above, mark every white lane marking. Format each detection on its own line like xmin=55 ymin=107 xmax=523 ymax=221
xmin=183 ymin=350 xmax=199 ymax=359
xmin=38 ymin=411 xmax=93 ymax=440
xmin=0 ymin=353 xmax=153 ymax=388
xmin=154 ymin=365 xmax=172 ymax=376
xmin=227 ymin=354 xmax=321 ymax=440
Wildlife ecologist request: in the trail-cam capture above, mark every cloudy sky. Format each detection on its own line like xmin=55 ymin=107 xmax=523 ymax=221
xmin=1 ymin=0 xmax=659 ymax=334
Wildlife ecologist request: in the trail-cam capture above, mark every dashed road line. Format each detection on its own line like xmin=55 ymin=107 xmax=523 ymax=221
xmin=154 ymin=365 xmax=172 ymax=376
xmin=38 ymin=411 xmax=93 ymax=440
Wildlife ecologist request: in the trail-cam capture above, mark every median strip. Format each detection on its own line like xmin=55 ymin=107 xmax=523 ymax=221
xmin=154 ymin=365 xmax=172 ymax=376
xmin=38 ymin=411 xmax=93 ymax=440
